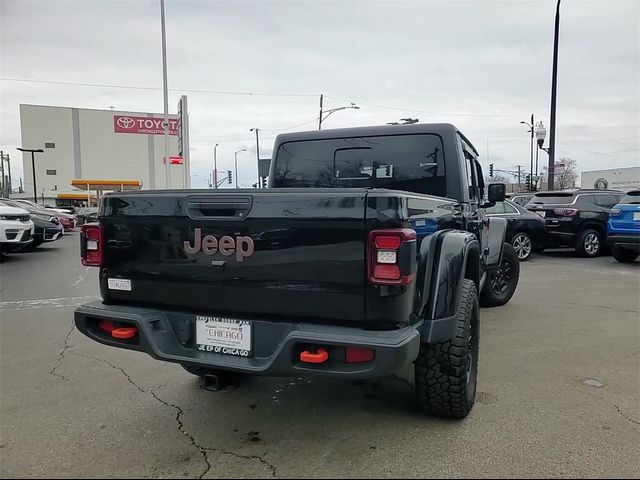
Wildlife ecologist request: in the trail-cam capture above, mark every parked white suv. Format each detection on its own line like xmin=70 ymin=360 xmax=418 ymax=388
xmin=0 ymin=205 xmax=35 ymax=255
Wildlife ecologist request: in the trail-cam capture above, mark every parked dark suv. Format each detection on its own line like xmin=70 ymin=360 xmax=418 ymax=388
xmin=526 ymin=189 xmax=624 ymax=257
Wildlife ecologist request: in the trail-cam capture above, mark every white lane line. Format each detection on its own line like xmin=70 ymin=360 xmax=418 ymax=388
xmin=0 ymin=296 xmax=100 ymax=311
xmin=72 ymin=275 xmax=85 ymax=287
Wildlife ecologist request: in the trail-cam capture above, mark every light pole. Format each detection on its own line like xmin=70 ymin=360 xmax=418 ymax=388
xmin=234 ymin=148 xmax=247 ymax=189
xmin=318 ymin=94 xmax=360 ymax=130
xmin=17 ymin=147 xmax=44 ymax=203
xmin=249 ymin=128 xmax=261 ymax=188
xmin=548 ymin=0 xmax=562 ymax=191
xmin=520 ymin=114 xmax=534 ymax=179
xmin=213 ymin=143 xmax=219 ymax=189
xmin=160 ymin=0 xmax=170 ymax=189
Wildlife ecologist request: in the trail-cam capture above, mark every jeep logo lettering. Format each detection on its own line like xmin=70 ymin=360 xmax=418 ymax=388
xmin=183 ymin=228 xmax=254 ymax=262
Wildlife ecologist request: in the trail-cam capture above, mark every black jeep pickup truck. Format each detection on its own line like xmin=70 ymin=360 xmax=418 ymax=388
xmin=75 ymin=123 xmax=519 ymax=418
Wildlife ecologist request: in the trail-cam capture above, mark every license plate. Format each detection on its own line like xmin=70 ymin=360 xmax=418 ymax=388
xmin=634 ymin=212 xmax=640 ymax=221
xmin=108 ymin=278 xmax=132 ymax=291
xmin=196 ymin=316 xmax=252 ymax=357
xmin=536 ymin=211 xmax=546 ymax=218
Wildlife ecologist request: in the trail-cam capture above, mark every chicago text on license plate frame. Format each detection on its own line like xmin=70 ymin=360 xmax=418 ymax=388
xmin=196 ymin=316 xmax=252 ymax=357
xmin=633 ymin=212 xmax=640 ymax=221
xmin=108 ymin=278 xmax=132 ymax=291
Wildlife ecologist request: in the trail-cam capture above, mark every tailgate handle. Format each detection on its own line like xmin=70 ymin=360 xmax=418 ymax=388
xmin=187 ymin=196 xmax=252 ymax=219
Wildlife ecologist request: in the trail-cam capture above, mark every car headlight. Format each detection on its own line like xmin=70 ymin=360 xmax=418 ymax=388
xmin=32 ymin=214 xmax=54 ymax=222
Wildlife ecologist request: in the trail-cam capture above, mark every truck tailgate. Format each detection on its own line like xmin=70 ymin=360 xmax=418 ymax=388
xmin=100 ymin=189 xmax=367 ymax=323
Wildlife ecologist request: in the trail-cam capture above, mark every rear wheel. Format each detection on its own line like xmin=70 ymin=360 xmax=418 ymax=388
xmin=511 ymin=232 xmax=532 ymax=261
xmin=612 ymin=245 xmax=639 ymax=263
xmin=576 ymin=229 xmax=601 ymax=257
xmin=414 ymin=279 xmax=479 ymax=418
xmin=480 ymin=243 xmax=520 ymax=307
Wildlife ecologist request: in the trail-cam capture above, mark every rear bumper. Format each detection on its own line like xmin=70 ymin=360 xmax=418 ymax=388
xmin=607 ymin=234 xmax=640 ymax=252
xmin=74 ymin=301 xmax=422 ymax=379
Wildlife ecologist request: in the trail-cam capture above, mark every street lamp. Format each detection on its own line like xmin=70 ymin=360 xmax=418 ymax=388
xmin=234 ymin=148 xmax=247 ymax=189
xmin=318 ymin=94 xmax=360 ymax=130
xmin=16 ymin=147 xmax=44 ymax=203
xmin=249 ymin=128 xmax=261 ymax=188
xmin=536 ymin=121 xmax=550 ymax=189
xmin=213 ymin=143 xmax=219 ymax=189
xmin=520 ymin=114 xmax=534 ymax=179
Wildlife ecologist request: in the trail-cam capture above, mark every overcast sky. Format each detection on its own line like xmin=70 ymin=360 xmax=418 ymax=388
xmin=1 ymin=0 xmax=638 ymax=189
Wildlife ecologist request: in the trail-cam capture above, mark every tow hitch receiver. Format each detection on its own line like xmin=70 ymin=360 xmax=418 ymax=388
xmin=98 ymin=319 xmax=138 ymax=339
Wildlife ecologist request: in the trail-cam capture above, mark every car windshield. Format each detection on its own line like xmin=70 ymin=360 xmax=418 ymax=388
xmin=528 ymin=193 xmax=575 ymax=205
xmin=272 ymin=134 xmax=447 ymax=197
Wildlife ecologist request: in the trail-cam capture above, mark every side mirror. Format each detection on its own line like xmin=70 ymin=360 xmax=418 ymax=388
xmin=488 ymin=183 xmax=506 ymax=203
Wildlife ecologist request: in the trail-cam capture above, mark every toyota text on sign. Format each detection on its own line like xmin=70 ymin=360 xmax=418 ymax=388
xmin=114 ymin=115 xmax=179 ymax=135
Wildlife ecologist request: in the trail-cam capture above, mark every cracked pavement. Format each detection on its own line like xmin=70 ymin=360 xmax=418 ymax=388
xmin=1 ymin=235 xmax=639 ymax=478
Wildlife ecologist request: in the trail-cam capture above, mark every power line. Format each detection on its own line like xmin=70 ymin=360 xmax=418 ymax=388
xmin=324 ymin=95 xmax=527 ymax=118
xmin=562 ymin=126 xmax=640 ymax=148
xmin=556 ymin=140 xmax=639 ymax=161
xmin=259 ymin=117 xmax=319 ymax=132
xmin=0 ymin=77 xmax=318 ymax=98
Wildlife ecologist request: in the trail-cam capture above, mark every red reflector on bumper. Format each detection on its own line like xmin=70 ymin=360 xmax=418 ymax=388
xmin=300 ymin=348 xmax=329 ymax=364
xmin=98 ymin=320 xmax=115 ymax=333
xmin=346 ymin=347 xmax=375 ymax=363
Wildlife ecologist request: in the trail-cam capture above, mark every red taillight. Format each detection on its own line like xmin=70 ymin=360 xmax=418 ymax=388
xmin=345 ymin=347 xmax=375 ymax=363
xmin=553 ymin=207 xmax=579 ymax=217
xmin=368 ymin=228 xmax=416 ymax=286
xmin=81 ymin=223 xmax=103 ymax=267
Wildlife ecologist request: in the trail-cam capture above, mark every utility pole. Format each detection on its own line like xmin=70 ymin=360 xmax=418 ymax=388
xmin=548 ymin=0 xmax=561 ymax=191
xmin=318 ymin=94 xmax=324 ymax=130
xmin=6 ymin=154 xmax=11 ymax=197
xmin=250 ymin=128 xmax=261 ymax=188
xmin=0 ymin=151 xmax=4 ymax=196
xmin=529 ymin=114 xmax=534 ymax=180
xmin=517 ymin=165 xmax=523 ymax=190
xmin=213 ymin=143 xmax=219 ymax=189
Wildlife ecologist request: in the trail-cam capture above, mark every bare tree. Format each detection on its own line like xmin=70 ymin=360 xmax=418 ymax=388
xmin=486 ymin=172 xmax=511 ymax=185
xmin=542 ymin=156 xmax=578 ymax=190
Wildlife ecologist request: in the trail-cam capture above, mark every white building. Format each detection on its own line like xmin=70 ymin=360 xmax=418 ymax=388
xmin=18 ymin=104 xmax=189 ymax=204
xmin=581 ymin=167 xmax=640 ymax=191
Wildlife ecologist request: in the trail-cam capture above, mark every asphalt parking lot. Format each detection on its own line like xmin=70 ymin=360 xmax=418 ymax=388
xmin=1 ymin=233 xmax=639 ymax=478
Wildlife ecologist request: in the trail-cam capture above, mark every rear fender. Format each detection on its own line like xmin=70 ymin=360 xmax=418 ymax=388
xmin=486 ymin=217 xmax=507 ymax=267
xmin=416 ymin=230 xmax=479 ymax=322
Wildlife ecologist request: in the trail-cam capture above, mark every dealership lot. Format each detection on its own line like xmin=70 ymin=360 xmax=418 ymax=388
xmin=1 ymin=234 xmax=638 ymax=478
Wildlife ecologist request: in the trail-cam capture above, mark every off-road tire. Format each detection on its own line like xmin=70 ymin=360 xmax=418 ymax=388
xmin=414 ymin=279 xmax=479 ymax=418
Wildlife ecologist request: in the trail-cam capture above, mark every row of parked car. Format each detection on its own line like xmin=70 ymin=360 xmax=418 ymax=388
xmin=502 ymin=188 xmax=640 ymax=263
xmin=0 ymin=198 xmax=94 ymax=258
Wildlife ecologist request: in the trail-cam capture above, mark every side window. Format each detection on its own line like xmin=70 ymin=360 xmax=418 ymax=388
xmin=485 ymin=201 xmax=506 ymax=214
xmin=504 ymin=202 xmax=518 ymax=214
xmin=576 ymin=195 xmax=596 ymax=209
xmin=593 ymin=194 xmax=616 ymax=209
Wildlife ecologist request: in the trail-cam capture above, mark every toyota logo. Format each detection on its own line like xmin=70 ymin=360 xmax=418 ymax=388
xmin=116 ymin=116 xmax=135 ymax=129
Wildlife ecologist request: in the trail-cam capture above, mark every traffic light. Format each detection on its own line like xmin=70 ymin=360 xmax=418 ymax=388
xmin=261 ymin=176 xmax=268 ymax=188
xmin=227 ymin=170 xmax=232 ymax=184
xmin=489 ymin=163 xmax=494 ymax=178
xmin=525 ymin=174 xmax=531 ymax=191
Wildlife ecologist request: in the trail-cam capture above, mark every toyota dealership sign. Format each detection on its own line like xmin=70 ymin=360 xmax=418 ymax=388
xmin=114 ymin=115 xmax=178 ymax=135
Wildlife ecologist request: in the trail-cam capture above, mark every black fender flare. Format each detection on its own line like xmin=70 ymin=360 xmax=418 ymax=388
xmin=415 ymin=229 xmax=480 ymax=324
